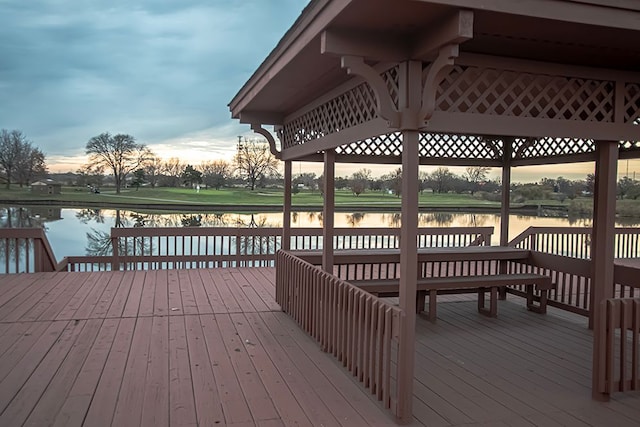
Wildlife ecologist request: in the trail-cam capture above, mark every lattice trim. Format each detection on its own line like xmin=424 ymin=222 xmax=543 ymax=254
xmin=437 ymin=65 xmax=615 ymax=122
xmin=280 ymin=66 xmax=400 ymax=149
xmin=419 ymin=133 xmax=502 ymax=160
xmin=513 ymin=137 xmax=595 ymax=159
xmin=624 ymin=83 xmax=640 ymax=125
xmin=335 ymin=132 xmax=503 ymax=160
xmin=336 ymin=132 xmax=402 ymax=156
xmin=620 ymin=140 xmax=640 ymax=152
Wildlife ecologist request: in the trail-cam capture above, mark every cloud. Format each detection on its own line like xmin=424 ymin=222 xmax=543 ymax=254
xmin=0 ymin=0 xmax=307 ymax=170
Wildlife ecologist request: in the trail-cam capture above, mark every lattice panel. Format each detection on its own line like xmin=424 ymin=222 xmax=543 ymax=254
xmin=620 ymin=140 xmax=640 ymax=153
xmin=280 ymin=66 xmax=400 ymax=149
xmin=513 ymin=137 xmax=595 ymax=160
xmin=336 ymin=132 xmax=402 ymax=156
xmin=437 ymin=65 xmax=615 ymax=122
xmin=335 ymin=132 xmax=503 ymax=160
xmin=625 ymin=83 xmax=640 ymax=124
xmin=419 ymin=133 xmax=502 ymax=160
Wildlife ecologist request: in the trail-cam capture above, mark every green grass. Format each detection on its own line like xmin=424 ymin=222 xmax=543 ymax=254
xmin=0 ymin=185 xmax=504 ymax=209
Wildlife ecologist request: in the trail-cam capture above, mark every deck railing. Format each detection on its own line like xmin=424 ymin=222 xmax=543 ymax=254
xmin=0 ymin=228 xmax=58 ymax=273
xmin=276 ymin=250 xmax=406 ymax=419
xmin=510 ymin=227 xmax=640 ymax=259
xmin=507 ymin=227 xmax=640 ymax=316
xmin=596 ymin=298 xmax=640 ymax=395
xmin=75 ymin=226 xmax=491 ymax=272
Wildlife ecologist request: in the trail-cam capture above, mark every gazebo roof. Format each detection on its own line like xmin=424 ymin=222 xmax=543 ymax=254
xmin=230 ymin=0 xmax=640 ymax=121
xmin=229 ymin=0 xmax=640 ymax=165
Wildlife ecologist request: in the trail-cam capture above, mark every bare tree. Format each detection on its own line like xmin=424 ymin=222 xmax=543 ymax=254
xmin=464 ymin=166 xmax=490 ymax=195
xmin=143 ymin=154 xmax=163 ymax=188
xmin=161 ymin=157 xmax=183 ymax=187
xmin=349 ymin=168 xmax=372 ymax=196
xmin=383 ymin=168 xmax=402 ymax=197
xmin=233 ymin=139 xmax=278 ymax=190
xmin=430 ymin=167 xmax=454 ymax=194
xmin=199 ymin=160 xmax=231 ymax=189
xmin=85 ymin=132 xmax=149 ymax=193
xmin=15 ymin=146 xmax=47 ymax=187
xmin=0 ymin=129 xmax=45 ymax=189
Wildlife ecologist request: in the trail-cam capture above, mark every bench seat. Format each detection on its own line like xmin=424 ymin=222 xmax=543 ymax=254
xmin=349 ymin=273 xmax=553 ymax=321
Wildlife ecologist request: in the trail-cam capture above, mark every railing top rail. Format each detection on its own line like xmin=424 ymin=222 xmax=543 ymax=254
xmin=0 ymin=227 xmax=50 ymax=238
xmin=110 ymin=226 xmax=494 ymax=238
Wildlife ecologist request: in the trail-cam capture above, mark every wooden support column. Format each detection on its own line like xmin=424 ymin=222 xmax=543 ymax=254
xmin=399 ymin=129 xmax=419 ymax=419
xmin=397 ymin=60 xmax=422 ymax=423
xmin=282 ymin=160 xmax=292 ymax=251
xmin=498 ymin=139 xmax=512 ymax=299
xmin=500 ymin=139 xmax=512 ymax=247
xmin=591 ymin=140 xmax=618 ymax=400
xmin=322 ymin=150 xmax=335 ymax=273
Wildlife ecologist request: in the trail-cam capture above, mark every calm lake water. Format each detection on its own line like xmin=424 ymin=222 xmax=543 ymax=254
xmin=1 ymin=205 xmax=637 ymax=259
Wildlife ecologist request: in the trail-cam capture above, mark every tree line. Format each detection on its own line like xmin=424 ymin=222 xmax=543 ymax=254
xmin=2 ymin=129 xmax=639 ymax=202
xmin=79 ymin=132 xmax=279 ymax=193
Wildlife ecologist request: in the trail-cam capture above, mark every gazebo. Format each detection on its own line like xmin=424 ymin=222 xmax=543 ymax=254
xmin=230 ymin=0 xmax=640 ymax=422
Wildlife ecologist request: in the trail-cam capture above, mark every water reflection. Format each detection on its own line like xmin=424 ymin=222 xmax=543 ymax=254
xmin=1 ymin=205 xmax=639 ymax=258
xmin=346 ymin=212 xmax=366 ymax=227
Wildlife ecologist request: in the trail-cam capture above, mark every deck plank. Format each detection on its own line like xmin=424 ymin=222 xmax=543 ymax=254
xmin=0 ymin=321 xmax=52 ymax=383
xmin=183 ymin=314 xmax=225 ymax=426
xmin=259 ymin=311 xmax=367 ymax=427
xmin=0 ymin=320 xmax=80 ymax=426
xmin=217 ymin=313 xmax=280 ymax=422
xmin=52 ymin=318 xmax=120 ymax=427
xmin=1 ymin=267 xmax=640 ymax=426
xmin=0 ymin=320 xmax=68 ymax=415
xmin=176 ymin=270 xmax=199 ymax=315
xmin=24 ymin=318 xmax=103 ymax=426
xmin=140 ymin=315 xmax=170 ymax=427
xmin=111 ymin=316 xmax=154 ymax=426
xmin=90 ymin=271 xmax=125 ymax=318
xmin=197 ymin=269 xmax=227 ymax=313
xmin=153 ymin=270 xmax=170 ymax=317
xmin=55 ymin=273 xmax=103 ymax=321
xmin=199 ymin=313 xmax=253 ymax=424
xmin=207 ymin=269 xmax=242 ymax=313
xmin=83 ymin=317 xmax=136 ymax=427
xmin=231 ymin=312 xmax=313 ymax=426
xmin=167 ymin=315 xmax=197 ymax=427
xmin=121 ymin=271 xmax=146 ymax=318
xmin=105 ymin=270 xmax=135 ymax=318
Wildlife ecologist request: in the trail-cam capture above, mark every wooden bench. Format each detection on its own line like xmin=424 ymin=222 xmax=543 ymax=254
xmin=350 ymin=273 xmax=553 ymax=321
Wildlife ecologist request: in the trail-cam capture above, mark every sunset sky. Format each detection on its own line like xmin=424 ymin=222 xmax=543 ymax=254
xmin=1 ymin=0 xmax=637 ymax=182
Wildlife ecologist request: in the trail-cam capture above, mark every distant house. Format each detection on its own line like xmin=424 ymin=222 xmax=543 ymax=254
xmin=30 ymin=180 xmax=62 ymax=195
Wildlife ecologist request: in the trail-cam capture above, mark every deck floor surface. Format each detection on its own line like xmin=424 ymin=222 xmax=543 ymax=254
xmin=0 ymin=268 xmax=638 ymax=426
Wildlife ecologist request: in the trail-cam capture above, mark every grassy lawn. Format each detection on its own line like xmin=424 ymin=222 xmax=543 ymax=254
xmin=0 ymin=185 xmax=505 ymax=209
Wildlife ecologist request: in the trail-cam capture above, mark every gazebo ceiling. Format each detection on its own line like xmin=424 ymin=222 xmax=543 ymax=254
xmin=230 ymin=0 xmax=640 ymax=121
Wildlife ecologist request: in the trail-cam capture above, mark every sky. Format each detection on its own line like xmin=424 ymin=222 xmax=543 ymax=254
xmin=1 ymin=0 xmax=637 ymax=182
xmin=0 ymin=0 xmax=308 ymax=172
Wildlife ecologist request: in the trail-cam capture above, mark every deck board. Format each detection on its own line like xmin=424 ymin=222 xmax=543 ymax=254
xmin=1 ymin=267 xmax=639 ymax=426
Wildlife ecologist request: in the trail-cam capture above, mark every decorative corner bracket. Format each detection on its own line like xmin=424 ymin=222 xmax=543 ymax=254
xmin=341 ymin=55 xmax=401 ymax=127
xmin=420 ymin=44 xmax=459 ymax=122
xmin=250 ymin=123 xmax=282 ymax=159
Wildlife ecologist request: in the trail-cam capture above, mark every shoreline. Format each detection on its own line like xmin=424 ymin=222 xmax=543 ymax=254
xmin=0 ymin=198 xmax=561 ymax=215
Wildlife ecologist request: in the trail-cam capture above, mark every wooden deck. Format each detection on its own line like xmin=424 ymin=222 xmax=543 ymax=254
xmin=0 ymin=268 xmax=639 ymax=426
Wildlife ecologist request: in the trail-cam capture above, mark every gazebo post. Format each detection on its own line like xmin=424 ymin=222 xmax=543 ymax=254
xmin=396 ymin=59 xmax=422 ymax=422
xmin=398 ymin=129 xmax=419 ymax=421
xmin=282 ymin=160 xmax=292 ymax=251
xmin=498 ymin=138 xmax=512 ymax=299
xmin=323 ymin=150 xmax=335 ymax=273
xmin=591 ymin=140 xmax=618 ymax=399
xmin=500 ymin=138 xmax=512 ymax=247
